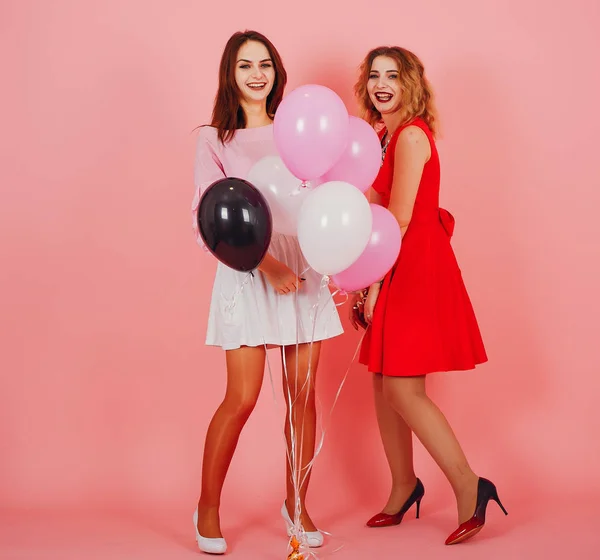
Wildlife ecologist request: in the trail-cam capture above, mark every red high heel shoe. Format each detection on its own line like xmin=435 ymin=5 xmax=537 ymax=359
xmin=366 ymin=478 xmax=425 ymax=528
xmin=445 ymin=477 xmax=508 ymax=545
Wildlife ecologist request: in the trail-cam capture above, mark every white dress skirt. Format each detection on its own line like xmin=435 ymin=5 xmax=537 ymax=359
xmin=205 ymin=232 xmax=343 ymax=350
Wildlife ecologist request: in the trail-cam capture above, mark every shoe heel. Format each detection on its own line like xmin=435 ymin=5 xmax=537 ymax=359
xmin=416 ymin=497 xmax=422 ymax=519
xmin=492 ymin=491 xmax=508 ymax=516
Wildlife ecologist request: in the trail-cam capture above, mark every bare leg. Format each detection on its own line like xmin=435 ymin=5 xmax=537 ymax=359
xmin=282 ymin=342 xmax=321 ymax=532
xmin=382 ymin=375 xmax=479 ymax=523
xmin=196 ymin=346 xmax=266 ymax=538
xmin=372 ymin=373 xmax=418 ymax=513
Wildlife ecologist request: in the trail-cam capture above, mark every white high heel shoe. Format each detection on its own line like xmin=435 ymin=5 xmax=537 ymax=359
xmin=193 ymin=508 xmax=227 ymax=555
xmin=281 ymin=502 xmax=324 ymax=548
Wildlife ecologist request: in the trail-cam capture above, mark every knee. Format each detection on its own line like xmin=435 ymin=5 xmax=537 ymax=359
xmin=383 ymin=378 xmax=427 ymax=416
xmin=300 ymin=387 xmax=316 ymax=411
xmin=222 ymin=392 xmax=258 ymax=422
xmin=286 ymin=384 xmax=316 ymax=412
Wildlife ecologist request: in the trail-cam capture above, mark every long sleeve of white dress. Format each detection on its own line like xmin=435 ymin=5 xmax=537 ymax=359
xmin=191 ymin=128 xmax=226 ymax=249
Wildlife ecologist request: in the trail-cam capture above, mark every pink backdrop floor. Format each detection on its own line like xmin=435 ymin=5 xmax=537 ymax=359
xmin=2 ymin=495 xmax=598 ymax=559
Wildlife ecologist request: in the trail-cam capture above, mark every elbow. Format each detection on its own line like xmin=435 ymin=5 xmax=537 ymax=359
xmin=387 ymin=205 xmax=413 ymax=232
xmin=394 ymin=216 xmax=412 ymax=238
xmin=395 ymin=214 xmax=412 ymax=231
xmin=397 ymin=218 xmax=411 ymax=230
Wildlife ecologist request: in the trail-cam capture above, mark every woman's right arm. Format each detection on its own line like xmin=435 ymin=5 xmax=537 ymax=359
xmin=192 ymin=129 xmax=226 ymax=250
xmin=257 ymin=254 xmax=302 ymax=295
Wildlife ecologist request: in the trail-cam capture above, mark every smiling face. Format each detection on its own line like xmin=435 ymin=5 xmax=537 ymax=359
xmin=356 ymin=46 xmax=437 ymax=135
xmin=234 ymin=40 xmax=275 ymax=105
xmin=367 ymin=55 xmax=402 ymax=116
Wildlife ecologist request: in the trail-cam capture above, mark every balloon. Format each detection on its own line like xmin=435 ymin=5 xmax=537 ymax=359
xmin=331 ymin=204 xmax=401 ymax=292
xmin=197 ymin=177 xmax=272 ymax=272
xmin=297 ymin=181 xmax=372 ymax=275
xmin=247 ymin=155 xmax=322 ymax=236
xmin=274 ymin=84 xmax=349 ymax=181
xmin=322 ymin=116 xmax=382 ymax=193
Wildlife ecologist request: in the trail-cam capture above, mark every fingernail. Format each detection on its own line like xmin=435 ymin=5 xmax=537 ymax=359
xmin=300 ymin=277 xmax=306 ymax=281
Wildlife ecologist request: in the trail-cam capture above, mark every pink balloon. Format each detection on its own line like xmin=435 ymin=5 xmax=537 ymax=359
xmin=322 ymin=116 xmax=382 ymax=193
xmin=331 ymin=204 xmax=401 ymax=292
xmin=274 ymin=84 xmax=349 ymax=181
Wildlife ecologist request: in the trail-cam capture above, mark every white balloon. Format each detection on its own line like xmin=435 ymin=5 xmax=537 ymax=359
xmin=297 ymin=181 xmax=372 ymax=275
xmin=247 ymin=156 xmax=319 ymax=236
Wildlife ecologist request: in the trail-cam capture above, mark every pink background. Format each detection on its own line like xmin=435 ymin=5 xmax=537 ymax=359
xmin=1 ymin=0 xmax=599 ymax=558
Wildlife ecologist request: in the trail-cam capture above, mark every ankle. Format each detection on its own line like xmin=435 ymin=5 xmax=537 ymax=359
xmin=391 ymin=475 xmax=418 ymax=489
xmin=451 ymin=471 xmax=479 ymax=498
xmin=197 ymin=500 xmax=220 ymax=513
xmin=285 ymin=499 xmax=307 ymax=513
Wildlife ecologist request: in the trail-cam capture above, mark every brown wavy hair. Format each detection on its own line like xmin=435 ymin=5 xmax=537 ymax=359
xmin=210 ymin=30 xmax=287 ymax=144
xmin=355 ymin=46 xmax=438 ymax=137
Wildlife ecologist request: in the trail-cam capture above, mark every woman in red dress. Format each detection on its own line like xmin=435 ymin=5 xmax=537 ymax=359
xmin=350 ymin=46 xmax=507 ymax=545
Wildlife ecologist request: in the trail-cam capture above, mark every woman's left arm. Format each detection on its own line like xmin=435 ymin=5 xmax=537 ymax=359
xmin=387 ymin=126 xmax=431 ymax=236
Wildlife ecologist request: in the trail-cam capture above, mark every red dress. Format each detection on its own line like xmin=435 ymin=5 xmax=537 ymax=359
xmin=359 ymin=118 xmax=488 ymax=376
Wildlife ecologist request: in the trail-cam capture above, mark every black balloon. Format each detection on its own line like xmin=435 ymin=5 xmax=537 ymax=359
xmin=197 ymin=177 xmax=273 ymax=272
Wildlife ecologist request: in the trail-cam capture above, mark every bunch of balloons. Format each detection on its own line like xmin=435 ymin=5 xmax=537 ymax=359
xmin=197 ymin=84 xmax=401 ymax=292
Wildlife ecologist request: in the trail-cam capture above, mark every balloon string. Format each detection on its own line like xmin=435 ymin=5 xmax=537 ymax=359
xmin=285 ymin=271 xmax=364 ymax=559
xmin=244 ymin=267 xmax=360 ymax=559
xmin=286 ymin=259 xmax=312 ymax=547
xmin=285 ymin=330 xmax=364 ymax=559
xmin=291 ymin=179 xmax=315 ymax=197
xmin=330 ymin=288 xmax=349 ymax=308
xmin=220 ymin=271 xmax=253 ymax=318
xmin=281 ymin=266 xmax=340 ymax=555
xmin=297 ymin=296 xmax=365 ymax=492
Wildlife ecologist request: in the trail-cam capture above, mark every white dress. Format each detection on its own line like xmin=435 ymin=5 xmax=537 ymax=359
xmin=191 ymin=125 xmax=343 ymax=350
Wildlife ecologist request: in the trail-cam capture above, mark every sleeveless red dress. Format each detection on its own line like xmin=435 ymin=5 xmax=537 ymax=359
xmin=359 ymin=118 xmax=488 ymax=376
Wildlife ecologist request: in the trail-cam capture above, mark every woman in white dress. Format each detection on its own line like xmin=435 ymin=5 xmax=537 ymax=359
xmin=190 ymin=30 xmax=343 ymax=554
